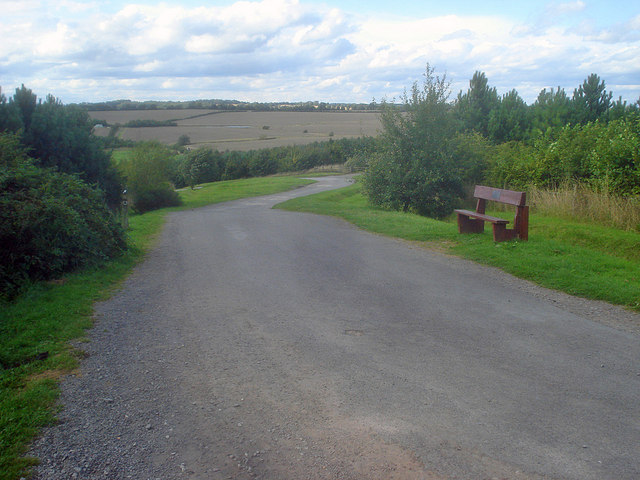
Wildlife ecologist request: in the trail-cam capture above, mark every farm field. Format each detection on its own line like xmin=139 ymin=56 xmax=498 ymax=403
xmin=90 ymin=109 xmax=381 ymax=151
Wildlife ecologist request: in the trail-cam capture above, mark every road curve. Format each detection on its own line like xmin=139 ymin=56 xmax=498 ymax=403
xmin=31 ymin=176 xmax=640 ymax=480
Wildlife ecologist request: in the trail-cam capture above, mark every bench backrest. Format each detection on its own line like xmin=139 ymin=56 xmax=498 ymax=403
xmin=474 ymin=185 xmax=526 ymax=207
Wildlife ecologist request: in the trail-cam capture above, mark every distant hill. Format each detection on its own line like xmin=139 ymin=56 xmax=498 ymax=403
xmin=75 ymin=99 xmax=380 ymax=112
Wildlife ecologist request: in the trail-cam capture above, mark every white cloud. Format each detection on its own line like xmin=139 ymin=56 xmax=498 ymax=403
xmin=555 ymin=1 xmax=586 ymax=15
xmin=0 ymin=0 xmax=638 ymax=104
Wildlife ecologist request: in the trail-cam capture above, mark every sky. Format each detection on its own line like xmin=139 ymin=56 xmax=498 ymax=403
xmin=1 ymin=0 xmax=639 ymax=105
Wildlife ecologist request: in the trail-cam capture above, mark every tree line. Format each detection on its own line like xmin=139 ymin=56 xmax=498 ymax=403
xmin=454 ymin=71 xmax=636 ymax=143
xmin=77 ymin=99 xmax=379 ymax=112
xmin=362 ymin=66 xmax=640 ymax=219
xmin=119 ymin=136 xmax=379 ymax=213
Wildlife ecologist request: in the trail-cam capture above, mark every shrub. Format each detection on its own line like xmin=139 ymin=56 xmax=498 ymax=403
xmin=132 ymin=183 xmax=182 ymax=213
xmin=345 ymin=152 xmax=369 ymax=172
xmin=0 ymin=134 xmax=126 ymax=297
xmin=487 ymin=115 xmax=640 ymax=195
xmin=118 ymin=141 xmax=182 ymax=212
xmin=176 ymin=148 xmax=224 ymax=188
xmin=362 ymin=65 xmax=464 ymax=218
xmin=176 ymin=134 xmax=191 ymax=147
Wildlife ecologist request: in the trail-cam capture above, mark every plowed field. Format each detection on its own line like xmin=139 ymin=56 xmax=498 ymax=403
xmin=90 ymin=110 xmax=381 ymax=151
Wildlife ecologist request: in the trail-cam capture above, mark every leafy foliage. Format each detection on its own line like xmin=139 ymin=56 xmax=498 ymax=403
xmin=362 ymin=66 xmax=464 ymax=218
xmin=2 ymin=87 xmax=123 ymax=208
xmin=118 ymin=141 xmax=182 ymax=213
xmin=455 ymin=71 xmax=500 ymax=138
xmin=0 ymin=133 xmax=126 ymax=297
xmin=486 ymin=115 xmax=640 ymax=196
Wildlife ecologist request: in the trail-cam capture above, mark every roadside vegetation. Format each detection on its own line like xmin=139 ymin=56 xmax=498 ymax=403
xmin=361 ymin=66 xmax=639 ymax=222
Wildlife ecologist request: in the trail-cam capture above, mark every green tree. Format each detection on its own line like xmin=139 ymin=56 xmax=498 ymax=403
xmin=607 ymin=96 xmax=631 ymax=121
xmin=488 ymin=89 xmax=531 ymax=143
xmin=0 ymin=88 xmax=22 ymax=132
xmin=572 ymin=73 xmax=612 ymax=124
xmin=454 ymin=71 xmax=500 ymax=137
xmin=531 ymin=86 xmax=572 ymax=135
xmin=362 ymin=65 xmax=463 ymax=218
xmin=2 ymin=88 xmax=123 ymax=207
xmin=176 ymin=134 xmax=191 ymax=147
xmin=178 ymin=148 xmax=224 ymax=188
xmin=10 ymin=84 xmax=37 ymax=131
xmin=119 ymin=141 xmax=182 ymax=213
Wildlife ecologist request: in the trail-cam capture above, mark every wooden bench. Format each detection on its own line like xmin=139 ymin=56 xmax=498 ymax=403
xmin=454 ymin=185 xmax=529 ymax=242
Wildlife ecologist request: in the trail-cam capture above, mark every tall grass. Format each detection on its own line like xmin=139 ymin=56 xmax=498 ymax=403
xmin=529 ymin=183 xmax=640 ymax=232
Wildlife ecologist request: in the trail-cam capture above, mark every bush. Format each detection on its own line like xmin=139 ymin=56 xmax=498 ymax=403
xmin=176 ymin=134 xmax=191 ymax=147
xmin=175 ymin=148 xmax=224 ymax=188
xmin=345 ymin=152 xmax=369 ymax=172
xmin=0 ymin=134 xmax=126 ymax=297
xmin=362 ymin=65 xmax=464 ymax=218
xmin=487 ymin=115 xmax=640 ymax=195
xmin=132 ymin=183 xmax=182 ymax=213
xmin=119 ymin=141 xmax=182 ymax=212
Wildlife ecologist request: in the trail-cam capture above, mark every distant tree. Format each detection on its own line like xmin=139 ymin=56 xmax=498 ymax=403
xmin=0 ymin=88 xmax=22 ymax=132
xmin=488 ymin=89 xmax=531 ymax=143
xmin=572 ymin=73 xmax=612 ymax=124
xmin=176 ymin=134 xmax=191 ymax=147
xmin=178 ymin=147 xmax=223 ymax=188
xmin=10 ymin=84 xmax=37 ymax=131
xmin=531 ymin=86 xmax=572 ymax=134
xmin=222 ymin=151 xmax=250 ymax=180
xmin=455 ymin=71 xmax=500 ymax=137
xmin=607 ymin=96 xmax=633 ymax=122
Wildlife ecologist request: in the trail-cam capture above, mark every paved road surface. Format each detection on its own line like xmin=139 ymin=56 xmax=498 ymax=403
xmin=32 ymin=176 xmax=639 ymax=479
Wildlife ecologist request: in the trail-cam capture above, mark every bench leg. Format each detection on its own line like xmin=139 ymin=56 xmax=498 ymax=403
xmin=457 ymin=213 xmax=484 ymax=234
xmin=492 ymin=224 xmax=516 ymax=242
xmin=515 ymin=206 xmax=529 ymax=241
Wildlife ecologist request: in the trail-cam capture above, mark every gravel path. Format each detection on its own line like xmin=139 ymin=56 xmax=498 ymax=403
xmin=29 ymin=176 xmax=640 ymax=480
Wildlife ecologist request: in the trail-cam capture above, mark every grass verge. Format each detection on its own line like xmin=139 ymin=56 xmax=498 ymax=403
xmin=0 ymin=176 xmax=314 ymax=480
xmin=275 ymin=182 xmax=640 ymax=311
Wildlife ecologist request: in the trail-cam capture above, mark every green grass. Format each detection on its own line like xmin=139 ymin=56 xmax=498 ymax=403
xmin=109 ymin=148 xmax=132 ymax=164
xmin=176 ymin=176 xmax=314 ymax=210
xmin=0 ymin=175 xmax=314 ymax=480
xmin=276 ymin=182 xmax=640 ymax=311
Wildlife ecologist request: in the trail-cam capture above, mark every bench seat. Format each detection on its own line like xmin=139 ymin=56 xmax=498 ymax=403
xmin=454 ymin=209 xmax=509 ymax=225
